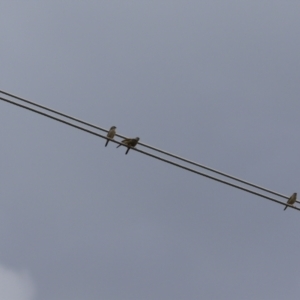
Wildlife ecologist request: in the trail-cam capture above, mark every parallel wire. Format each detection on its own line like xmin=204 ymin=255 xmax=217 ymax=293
xmin=0 ymin=89 xmax=294 ymax=202
xmin=0 ymin=95 xmax=298 ymax=211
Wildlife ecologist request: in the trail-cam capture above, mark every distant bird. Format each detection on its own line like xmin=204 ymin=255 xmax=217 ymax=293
xmin=105 ymin=126 xmax=116 ymax=147
xmin=283 ymin=192 xmax=297 ymax=211
xmin=116 ymin=137 xmax=140 ymax=154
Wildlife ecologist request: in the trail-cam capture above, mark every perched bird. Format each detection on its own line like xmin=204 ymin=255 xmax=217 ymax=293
xmin=283 ymin=192 xmax=297 ymax=211
xmin=105 ymin=126 xmax=116 ymax=147
xmin=116 ymin=137 xmax=140 ymax=154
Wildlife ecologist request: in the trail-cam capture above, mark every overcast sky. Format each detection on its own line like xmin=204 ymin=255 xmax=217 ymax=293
xmin=1 ymin=1 xmax=300 ymax=300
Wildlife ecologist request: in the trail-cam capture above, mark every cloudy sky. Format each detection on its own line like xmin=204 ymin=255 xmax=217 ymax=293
xmin=1 ymin=1 xmax=300 ymax=299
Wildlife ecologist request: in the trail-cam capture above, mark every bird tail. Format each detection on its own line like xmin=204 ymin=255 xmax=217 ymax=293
xmin=105 ymin=140 xmax=109 ymax=147
xmin=125 ymin=147 xmax=130 ymax=155
xmin=283 ymin=205 xmax=288 ymax=211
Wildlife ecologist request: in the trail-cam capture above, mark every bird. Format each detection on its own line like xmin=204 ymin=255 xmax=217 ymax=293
xmin=116 ymin=137 xmax=140 ymax=154
xmin=283 ymin=192 xmax=297 ymax=211
xmin=105 ymin=126 xmax=116 ymax=147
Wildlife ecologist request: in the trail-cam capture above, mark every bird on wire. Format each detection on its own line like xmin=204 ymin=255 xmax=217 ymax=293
xmin=105 ymin=126 xmax=117 ymax=147
xmin=283 ymin=192 xmax=297 ymax=211
xmin=116 ymin=137 xmax=140 ymax=154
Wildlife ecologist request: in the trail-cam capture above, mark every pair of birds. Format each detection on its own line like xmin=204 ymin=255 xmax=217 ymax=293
xmin=105 ymin=126 xmax=140 ymax=155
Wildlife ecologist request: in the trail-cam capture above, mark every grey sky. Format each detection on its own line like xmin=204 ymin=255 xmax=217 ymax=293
xmin=1 ymin=1 xmax=300 ymax=299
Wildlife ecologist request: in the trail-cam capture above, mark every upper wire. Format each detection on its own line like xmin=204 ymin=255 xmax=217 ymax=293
xmin=0 ymin=89 xmax=295 ymax=203
xmin=0 ymin=94 xmax=298 ymax=211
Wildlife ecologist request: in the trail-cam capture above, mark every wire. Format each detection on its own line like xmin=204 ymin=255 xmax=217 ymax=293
xmin=0 ymin=89 xmax=294 ymax=202
xmin=0 ymin=95 xmax=298 ymax=211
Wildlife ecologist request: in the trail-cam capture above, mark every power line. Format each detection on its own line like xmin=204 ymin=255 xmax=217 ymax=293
xmin=0 ymin=94 xmax=298 ymax=211
xmin=0 ymin=89 xmax=294 ymax=203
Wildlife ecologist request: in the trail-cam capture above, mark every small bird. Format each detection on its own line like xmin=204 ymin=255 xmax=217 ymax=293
xmin=283 ymin=192 xmax=297 ymax=211
xmin=105 ymin=126 xmax=116 ymax=147
xmin=116 ymin=137 xmax=140 ymax=154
